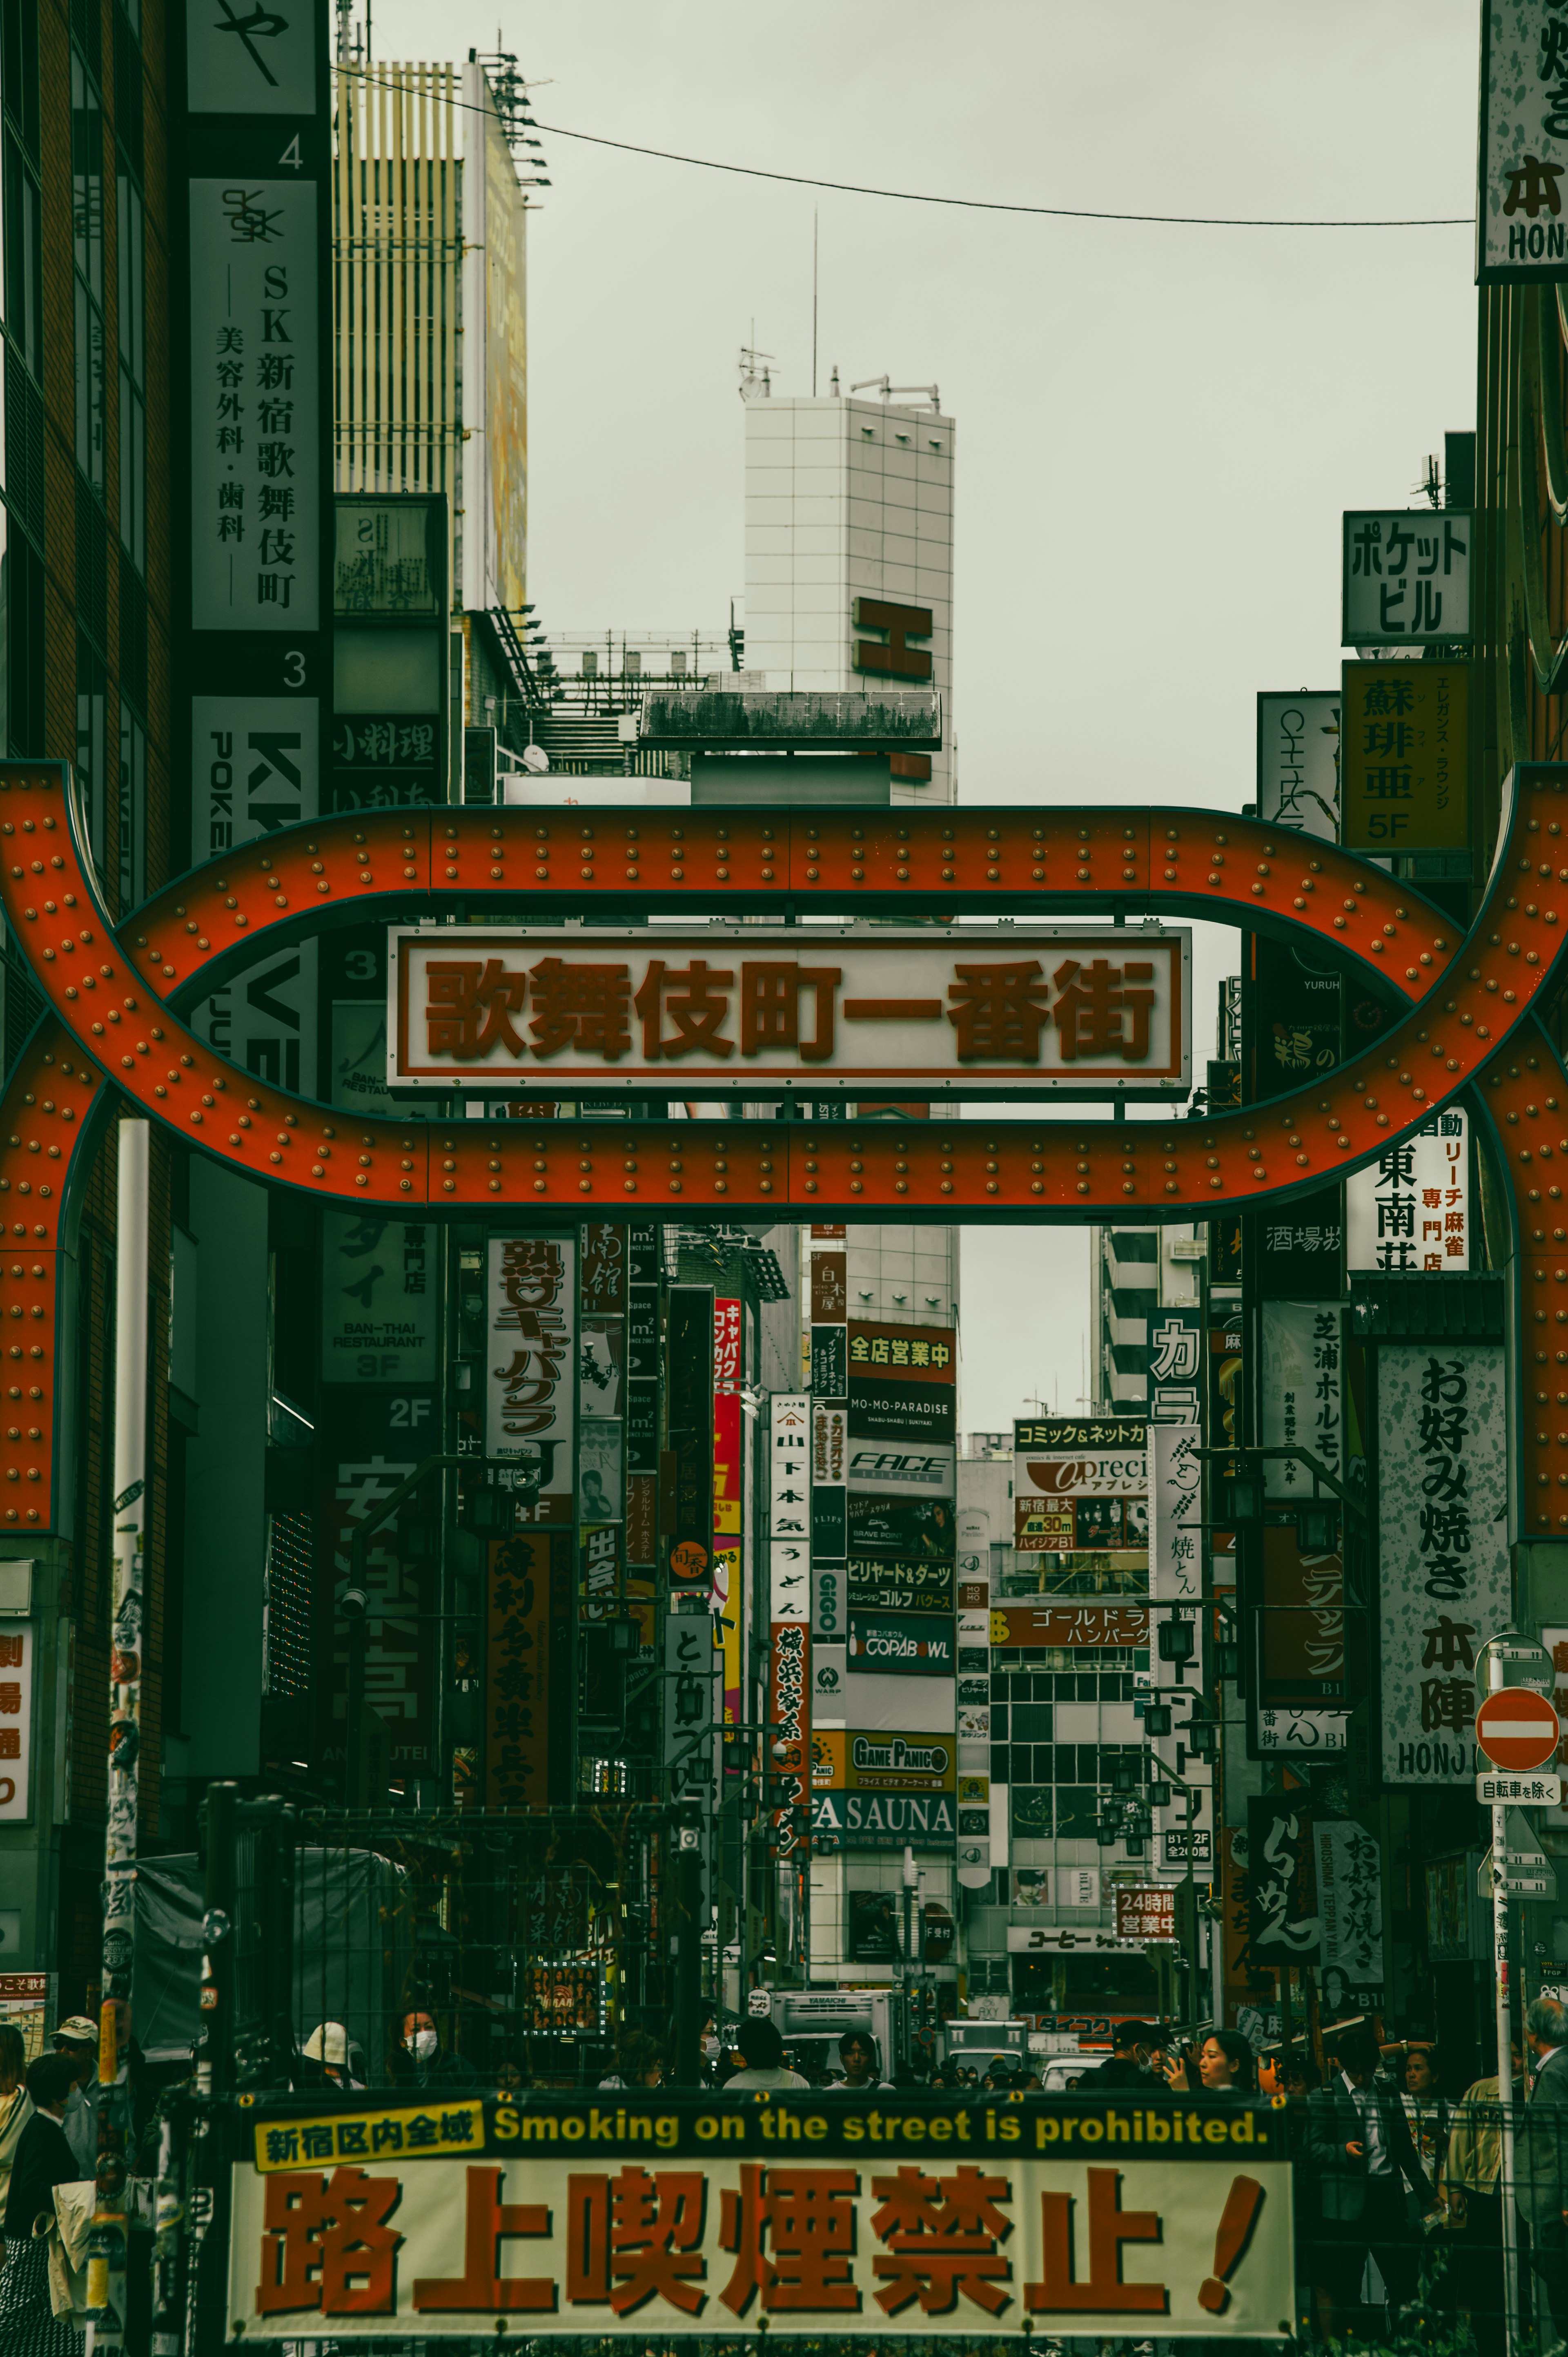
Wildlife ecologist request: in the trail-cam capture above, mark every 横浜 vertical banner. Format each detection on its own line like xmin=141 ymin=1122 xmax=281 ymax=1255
xmin=1378 ymin=1344 xmax=1510 ymax=1787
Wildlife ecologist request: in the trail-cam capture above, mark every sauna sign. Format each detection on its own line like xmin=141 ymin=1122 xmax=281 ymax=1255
xmin=385 ymin=926 xmax=1191 ymax=1096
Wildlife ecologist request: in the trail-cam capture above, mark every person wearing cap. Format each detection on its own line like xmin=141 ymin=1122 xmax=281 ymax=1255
xmin=1097 ymin=2021 xmax=1161 ymax=2090
xmin=52 ymin=2017 xmax=99 ymax=2177
xmin=301 ymin=2023 xmax=361 ymax=2090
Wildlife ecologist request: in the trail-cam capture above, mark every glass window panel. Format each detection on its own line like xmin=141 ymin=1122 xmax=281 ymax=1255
xmin=74 ymin=274 xmax=104 ymax=492
xmin=117 ymin=699 xmax=143 ymax=912
xmin=75 ymin=638 xmax=106 ymax=873
xmin=115 ymin=168 xmax=141 ymax=379
xmin=118 ymin=369 xmax=143 ymax=567
xmin=70 ymin=51 xmax=100 ymax=299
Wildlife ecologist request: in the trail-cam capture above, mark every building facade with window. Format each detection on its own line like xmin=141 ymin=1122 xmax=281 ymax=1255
xmin=0 ymin=0 xmax=173 ymax=1999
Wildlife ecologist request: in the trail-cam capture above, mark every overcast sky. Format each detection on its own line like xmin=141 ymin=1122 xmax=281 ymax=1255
xmin=373 ymin=0 xmax=1481 ymax=1429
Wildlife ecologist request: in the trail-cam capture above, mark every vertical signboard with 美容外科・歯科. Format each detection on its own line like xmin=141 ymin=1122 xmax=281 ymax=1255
xmin=1378 ymin=1345 xmax=1510 ymax=1788
xmin=1479 ymin=6 xmax=1568 ymax=281
xmin=179 ymin=0 xmax=332 ymax=867
xmin=1339 ymin=662 xmax=1469 ymax=854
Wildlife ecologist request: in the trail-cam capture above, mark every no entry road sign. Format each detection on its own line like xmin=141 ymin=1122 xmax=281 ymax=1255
xmin=1474 ymin=1687 xmax=1562 ymax=1772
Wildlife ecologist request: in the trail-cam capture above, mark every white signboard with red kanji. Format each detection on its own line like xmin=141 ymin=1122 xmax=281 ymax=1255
xmin=1346 ymin=1111 xmax=1469 ymax=1274
xmin=228 ymin=2102 xmax=1294 ymax=2338
xmin=0 ymin=1623 xmax=33 ymax=1821
xmin=386 ymin=926 xmax=1190 ymax=1096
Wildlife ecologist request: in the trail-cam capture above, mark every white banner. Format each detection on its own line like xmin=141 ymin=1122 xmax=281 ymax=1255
xmin=1260 ymin=1305 xmax=1343 ymax=1500
xmin=226 ymin=2131 xmax=1294 ymax=2340
xmin=1378 ymin=1344 xmax=1510 ymax=1787
xmin=189 ymin=181 xmax=320 ymax=630
xmin=1316 ymin=1819 xmax=1384 ymax=1986
xmin=1257 ymin=691 xmax=1340 ymax=840
xmin=0 ymin=1622 xmax=35 ymax=1821
xmin=1148 ymin=1427 xmax=1202 ymax=1603
xmin=388 ymin=924 xmax=1190 ymax=1095
xmin=485 ymin=1237 xmax=575 ymax=1519
xmin=1480 ymin=6 xmax=1568 ymax=282
xmin=1347 ymin=1110 xmax=1469 ymax=1273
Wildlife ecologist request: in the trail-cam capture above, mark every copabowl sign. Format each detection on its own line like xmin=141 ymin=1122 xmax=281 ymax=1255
xmin=1378 ymin=1345 xmax=1510 ymax=1786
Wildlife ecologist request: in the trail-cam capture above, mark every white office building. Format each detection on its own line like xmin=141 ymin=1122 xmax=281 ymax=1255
xmin=742 ymin=389 xmax=956 ymax=803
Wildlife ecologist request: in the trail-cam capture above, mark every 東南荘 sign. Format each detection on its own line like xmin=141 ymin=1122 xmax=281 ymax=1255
xmin=387 ymin=926 xmax=1190 ymax=1095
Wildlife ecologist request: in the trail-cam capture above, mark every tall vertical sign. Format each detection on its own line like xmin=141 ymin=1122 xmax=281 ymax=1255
xmin=624 ymin=1227 xmax=660 ymax=1650
xmin=485 ymin=1236 xmax=575 ymax=1522
xmin=1378 ymin=1344 xmax=1511 ymax=1787
xmin=666 ymin=1289 xmax=715 ymax=1588
xmin=713 ymin=1298 xmax=744 ymax=1722
xmin=578 ymin=1226 xmax=626 ymax=1623
xmin=176 ymin=0 xmax=332 ymax=866
xmin=769 ymin=1396 xmax=813 ymax=1869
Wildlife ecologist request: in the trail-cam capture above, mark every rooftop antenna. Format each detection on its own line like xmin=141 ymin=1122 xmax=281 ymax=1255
xmin=829 ymin=363 xmax=840 ymax=395
xmin=812 ymin=208 xmax=818 ymax=398
xmin=739 ymin=324 xmax=774 ymax=402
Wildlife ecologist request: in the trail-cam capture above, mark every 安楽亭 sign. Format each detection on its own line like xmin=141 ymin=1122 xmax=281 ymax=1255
xmin=387 ymin=926 xmax=1191 ymax=1095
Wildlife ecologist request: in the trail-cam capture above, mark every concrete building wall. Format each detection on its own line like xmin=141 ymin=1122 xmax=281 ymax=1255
xmin=743 ymin=394 xmax=955 ymax=803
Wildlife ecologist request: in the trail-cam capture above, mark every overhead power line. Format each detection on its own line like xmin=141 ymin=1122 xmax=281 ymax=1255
xmin=533 ymin=119 xmax=1472 ymax=229
xmin=334 ymin=67 xmax=1469 ymax=229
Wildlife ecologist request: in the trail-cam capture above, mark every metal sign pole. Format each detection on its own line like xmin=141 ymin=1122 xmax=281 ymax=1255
xmin=1488 ymin=1643 xmax=1522 ymax=2357
xmin=88 ymin=1116 xmax=149 ymax=2350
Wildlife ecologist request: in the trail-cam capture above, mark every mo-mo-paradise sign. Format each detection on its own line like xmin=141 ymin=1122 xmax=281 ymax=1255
xmin=231 ymin=2095 xmax=1292 ymax=2339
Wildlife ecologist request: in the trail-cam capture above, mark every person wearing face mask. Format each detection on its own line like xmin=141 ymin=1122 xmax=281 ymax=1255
xmin=392 ymin=2011 xmax=470 ymax=2089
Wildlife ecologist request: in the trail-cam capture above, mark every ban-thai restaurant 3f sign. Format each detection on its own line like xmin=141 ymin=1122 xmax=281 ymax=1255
xmin=386 ymin=926 xmax=1190 ymax=1097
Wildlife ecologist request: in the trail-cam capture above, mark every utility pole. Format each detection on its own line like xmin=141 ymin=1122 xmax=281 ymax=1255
xmin=87 ymin=1118 xmax=149 ymax=2350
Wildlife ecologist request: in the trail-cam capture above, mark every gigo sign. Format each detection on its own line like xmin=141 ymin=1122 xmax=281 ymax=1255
xmin=386 ymin=925 xmax=1190 ymax=1097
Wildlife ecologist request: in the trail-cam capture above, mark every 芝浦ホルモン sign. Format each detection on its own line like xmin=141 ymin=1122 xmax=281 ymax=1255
xmin=231 ymin=2094 xmax=1292 ymax=2338
xmin=386 ymin=926 xmax=1190 ymax=1095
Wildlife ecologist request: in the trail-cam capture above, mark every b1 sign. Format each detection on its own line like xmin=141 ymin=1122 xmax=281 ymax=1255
xmin=386 ymin=926 xmax=1190 ymax=1096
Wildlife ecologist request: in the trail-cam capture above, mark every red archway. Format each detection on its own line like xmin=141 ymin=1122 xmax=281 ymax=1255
xmin=0 ymin=758 xmax=1562 ymax=1530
